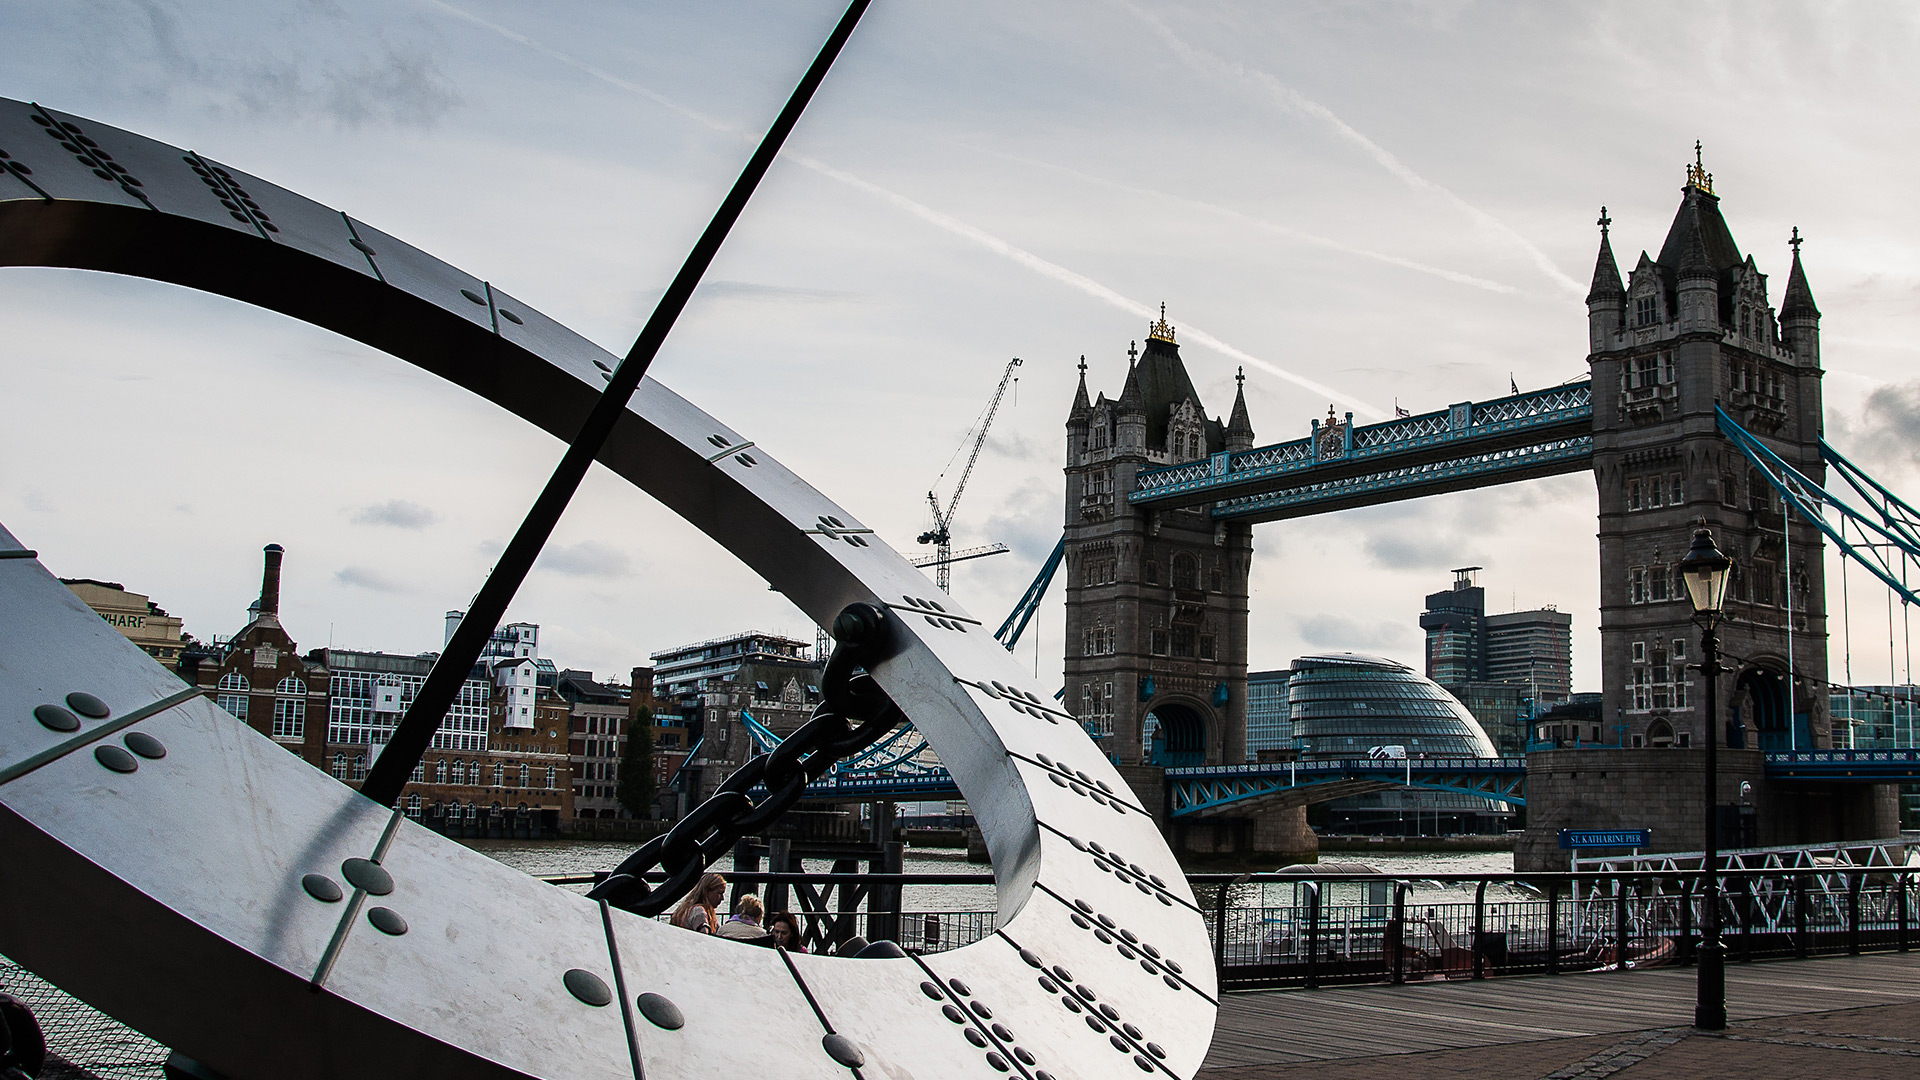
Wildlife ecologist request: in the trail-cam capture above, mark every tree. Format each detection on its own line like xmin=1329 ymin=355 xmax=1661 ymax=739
xmin=615 ymin=706 xmax=656 ymax=818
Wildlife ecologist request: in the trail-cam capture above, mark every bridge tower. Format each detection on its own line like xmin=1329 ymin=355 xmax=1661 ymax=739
xmin=1064 ymin=309 xmax=1254 ymax=768
xmin=1588 ymin=151 xmax=1829 ymax=752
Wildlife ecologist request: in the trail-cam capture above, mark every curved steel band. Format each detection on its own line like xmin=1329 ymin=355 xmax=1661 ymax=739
xmin=0 ymin=96 xmax=1217 ymax=1080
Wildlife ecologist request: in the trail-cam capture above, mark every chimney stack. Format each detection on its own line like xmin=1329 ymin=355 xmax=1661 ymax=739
xmin=259 ymin=544 xmax=284 ymax=617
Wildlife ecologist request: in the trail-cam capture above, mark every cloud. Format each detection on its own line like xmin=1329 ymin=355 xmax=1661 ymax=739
xmin=1297 ymin=613 xmax=1415 ymax=653
xmin=538 ymin=540 xmax=634 ymax=578
xmin=335 ymin=565 xmax=414 ymax=592
xmin=350 ymin=499 xmax=440 ymax=529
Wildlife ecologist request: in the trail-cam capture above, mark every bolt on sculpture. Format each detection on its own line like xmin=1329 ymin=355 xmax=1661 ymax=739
xmin=0 ymin=10 xmax=1218 ymax=1080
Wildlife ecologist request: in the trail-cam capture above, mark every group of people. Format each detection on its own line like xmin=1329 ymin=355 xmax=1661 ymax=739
xmin=669 ymin=873 xmax=805 ymax=951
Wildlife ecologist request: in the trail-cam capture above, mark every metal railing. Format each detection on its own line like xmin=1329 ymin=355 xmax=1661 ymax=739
xmin=13 ymin=863 xmax=1917 ymax=1073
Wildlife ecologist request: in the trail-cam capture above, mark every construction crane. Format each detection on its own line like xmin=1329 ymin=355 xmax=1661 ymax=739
xmin=908 ymin=543 xmax=1009 ymax=569
xmin=918 ymin=357 xmax=1022 ymax=592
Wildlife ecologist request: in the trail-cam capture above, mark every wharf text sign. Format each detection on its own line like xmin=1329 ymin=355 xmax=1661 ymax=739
xmin=1559 ymin=829 xmax=1650 ymax=849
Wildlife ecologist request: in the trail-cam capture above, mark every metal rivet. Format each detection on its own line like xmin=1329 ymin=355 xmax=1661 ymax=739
xmin=1037 ymin=976 xmax=1057 ymax=994
xmin=1165 ymin=959 xmax=1183 ymax=974
xmin=1073 ymin=899 xmax=1093 ymax=914
xmin=1018 ymin=949 xmax=1042 ymax=968
xmin=123 ymin=731 xmax=165 ymax=759
xmin=562 ymin=969 xmax=611 ymax=1007
xmin=301 ymin=874 xmax=343 ymax=902
xmin=1067 ymin=835 xmax=1088 ymax=851
xmin=985 ymin=1052 xmax=1010 ymax=1072
xmin=1157 ymin=894 xmax=1173 ymax=906
xmin=1134 ymin=1054 xmax=1154 ymax=1071
xmin=1117 ymin=943 xmax=1135 ymax=960
xmin=1062 ymin=996 xmax=1082 ymax=1013
xmin=991 ymin=1023 xmax=1012 ymax=1041
xmin=1050 ymin=965 xmax=1072 ymax=983
xmin=1075 ymin=985 xmax=1095 ymax=1002
xmin=1084 ymin=1015 xmax=1101 ymax=1032
xmin=1109 ymin=1035 xmax=1129 ymax=1053
xmin=947 ymin=978 xmax=970 ymax=997
xmin=1099 ymin=1005 xmax=1119 ymax=1022
xmin=822 ymin=1033 xmax=864 ymax=1069
xmin=942 ymin=1004 xmax=965 ymax=1024
xmin=1037 ymin=1073 xmax=1055 ymax=1080
xmin=1096 ymin=914 xmax=1115 ymax=929
xmin=66 ymin=692 xmax=110 ymax=718
xmin=919 ymin=980 xmax=943 ymax=1000
xmin=969 ymin=1001 xmax=991 ymax=1019
xmin=500 ymin=309 xmax=523 ymax=325
xmin=341 ymin=858 xmax=393 ymax=896
xmin=1088 ymin=841 xmax=1105 ymax=854
xmin=1140 ymin=959 xmax=1158 ymax=974
xmin=94 ymin=745 xmax=137 ymax=773
xmin=636 ymin=992 xmax=683 ymax=1030
xmin=1122 ymin=1022 xmax=1141 ymax=1039
xmin=1147 ymin=1042 xmax=1166 ymax=1059
xmin=460 ymin=288 xmax=486 ymax=305
xmin=1120 ymin=928 xmax=1139 ymax=944
xmin=1015 ymin=1047 xmax=1035 ymax=1065
xmin=1163 ymin=974 xmax=1180 ymax=990
xmin=1049 ymin=774 xmax=1069 ymax=789
xmin=964 ymin=1028 xmax=987 ymax=1048
xmin=34 ymin=704 xmax=79 ymax=732
xmin=366 ymin=907 xmax=407 ymax=935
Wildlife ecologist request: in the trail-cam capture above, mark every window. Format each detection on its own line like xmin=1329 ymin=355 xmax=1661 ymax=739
xmin=1209 ymin=568 xmax=1223 ymax=591
xmin=1628 ymin=567 xmax=1647 ymax=604
xmin=1628 ymin=355 xmax=1657 ymax=389
xmin=331 ymin=752 xmax=348 ymax=779
xmin=1150 ymin=630 xmax=1169 ymax=655
xmin=1753 ymin=560 xmax=1776 ymax=605
xmin=1172 ymin=627 xmax=1196 ymax=657
xmin=519 ymin=763 xmax=530 ymax=788
xmin=1635 ymin=295 xmax=1656 ymax=326
xmin=1670 ymin=473 xmax=1684 ymax=505
xmin=1145 ymin=562 xmax=1160 ymax=585
xmin=1172 ymin=554 xmax=1198 ymax=591
xmin=1627 ymin=478 xmax=1642 ymax=510
xmin=405 ymin=793 xmax=421 ymax=818
xmin=1199 ymin=634 xmax=1216 ymax=661
xmin=546 ymin=766 xmax=557 ymax=790
xmin=1646 ymin=479 xmax=1662 ymax=508
xmin=411 ymin=760 xmax=424 ymax=782
xmin=216 ymin=671 xmax=250 ymax=720
xmin=352 ymin=755 xmax=367 ymax=781
xmin=1648 ymin=564 xmax=1669 ymax=602
xmin=435 ymin=759 xmax=447 ymax=784
xmin=493 ymin=762 xmax=505 ymax=787
xmin=1720 ymin=472 xmax=1738 ymax=508
xmin=1658 ymin=351 xmax=1675 ymax=385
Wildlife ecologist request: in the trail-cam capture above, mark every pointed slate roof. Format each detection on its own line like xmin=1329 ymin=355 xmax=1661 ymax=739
xmin=1781 ymin=243 xmax=1819 ymax=320
xmin=1586 ymin=229 xmax=1625 ymax=305
xmin=1129 ymin=335 xmax=1224 ymax=451
xmin=1227 ymin=368 xmax=1253 ymax=439
xmin=1656 ymin=183 xmax=1744 ymax=283
xmin=1068 ymin=356 xmax=1092 ymax=424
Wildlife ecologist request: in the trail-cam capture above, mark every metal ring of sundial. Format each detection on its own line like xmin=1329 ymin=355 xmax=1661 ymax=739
xmin=0 ymin=98 xmax=1217 ymax=1080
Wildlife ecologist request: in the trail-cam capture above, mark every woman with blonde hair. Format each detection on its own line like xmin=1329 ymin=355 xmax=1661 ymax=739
xmin=670 ymin=873 xmax=727 ymax=934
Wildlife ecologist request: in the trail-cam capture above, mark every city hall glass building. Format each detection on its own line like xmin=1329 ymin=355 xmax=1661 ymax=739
xmin=1289 ymin=653 xmax=1508 ymax=834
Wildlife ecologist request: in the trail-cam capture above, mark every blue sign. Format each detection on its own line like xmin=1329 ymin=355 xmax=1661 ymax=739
xmin=1559 ymin=829 xmax=1649 ymax=849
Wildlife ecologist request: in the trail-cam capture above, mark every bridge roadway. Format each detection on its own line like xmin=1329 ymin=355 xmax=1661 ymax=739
xmin=797 ymin=749 xmax=1920 ymax=813
xmin=1127 ymin=381 xmax=1594 ymax=522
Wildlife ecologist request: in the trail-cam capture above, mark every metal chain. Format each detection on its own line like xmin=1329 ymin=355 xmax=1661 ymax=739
xmin=589 ymin=602 xmax=904 ymax=916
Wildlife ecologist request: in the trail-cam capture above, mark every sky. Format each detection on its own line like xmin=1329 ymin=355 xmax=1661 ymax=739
xmin=5 ymin=1 xmax=1920 ymax=696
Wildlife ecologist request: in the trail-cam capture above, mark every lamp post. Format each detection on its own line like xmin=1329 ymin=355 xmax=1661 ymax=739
xmin=1678 ymin=528 xmax=1732 ymax=1031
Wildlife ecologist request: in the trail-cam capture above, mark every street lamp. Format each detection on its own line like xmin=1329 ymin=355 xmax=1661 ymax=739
xmin=1677 ymin=527 xmax=1732 ymax=1031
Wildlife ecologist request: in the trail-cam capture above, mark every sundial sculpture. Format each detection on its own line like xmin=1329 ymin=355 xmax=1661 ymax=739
xmin=0 ymin=6 xmax=1218 ymax=1079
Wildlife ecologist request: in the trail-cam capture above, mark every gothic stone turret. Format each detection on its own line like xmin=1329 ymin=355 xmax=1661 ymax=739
xmin=1064 ymin=310 xmax=1252 ymax=767
xmin=1587 ymin=152 xmax=1828 ymax=752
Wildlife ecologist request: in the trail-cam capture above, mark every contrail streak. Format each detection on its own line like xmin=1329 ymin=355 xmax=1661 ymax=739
xmin=974 ymin=145 xmax=1518 ymax=295
xmin=422 ymin=0 xmax=1388 ymax=419
xmin=1117 ymin=1 xmax=1585 ymax=299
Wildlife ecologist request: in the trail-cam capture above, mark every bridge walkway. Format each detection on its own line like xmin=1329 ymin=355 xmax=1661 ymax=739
xmin=1202 ymin=950 xmax=1920 ymax=1077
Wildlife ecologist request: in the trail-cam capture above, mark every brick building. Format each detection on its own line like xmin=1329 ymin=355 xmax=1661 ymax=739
xmin=193 ymin=545 xmax=329 ymax=766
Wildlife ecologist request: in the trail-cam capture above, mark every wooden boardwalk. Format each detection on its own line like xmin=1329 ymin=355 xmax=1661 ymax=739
xmin=1204 ymin=952 xmax=1920 ymax=1070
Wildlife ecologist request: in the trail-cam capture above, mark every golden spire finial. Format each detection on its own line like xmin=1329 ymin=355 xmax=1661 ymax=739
xmin=1686 ymin=141 xmax=1714 ymax=195
xmin=1148 ymin=301 xmax=1176 ymax=343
